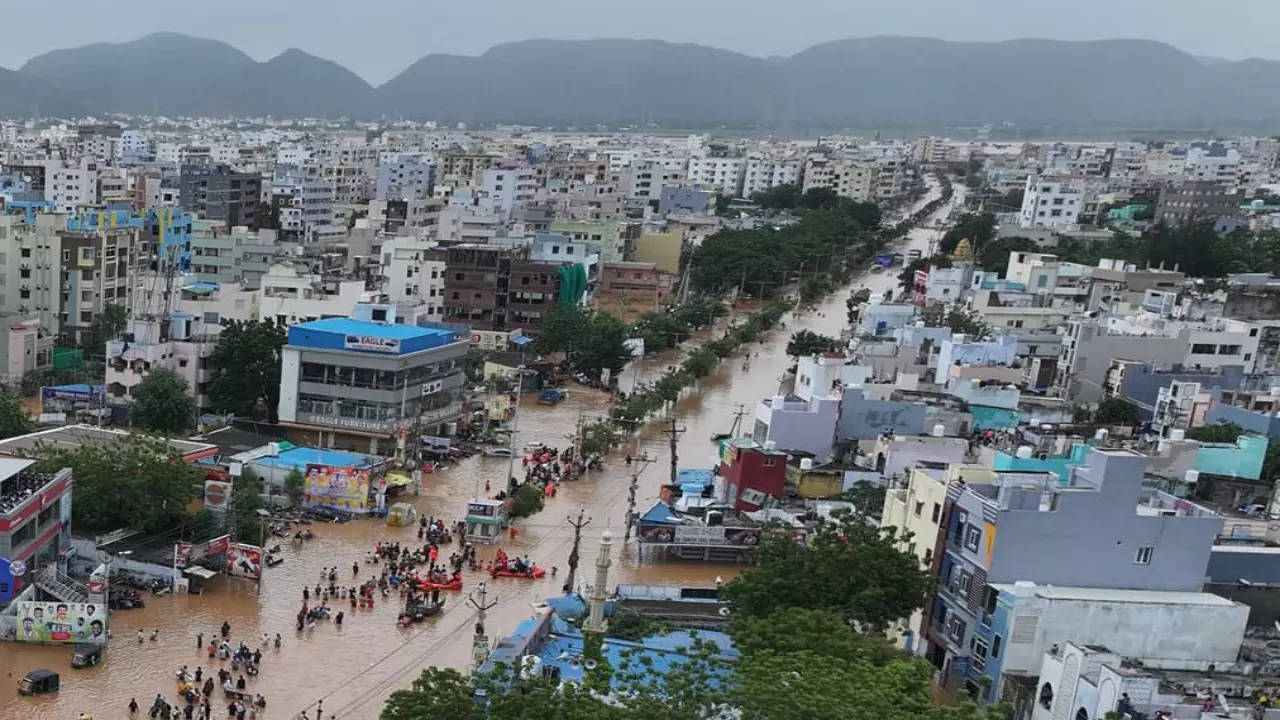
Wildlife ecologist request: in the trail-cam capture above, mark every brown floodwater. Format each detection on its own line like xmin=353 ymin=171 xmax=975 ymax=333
xmin=0 ymin=181 xmax=957 ymax=720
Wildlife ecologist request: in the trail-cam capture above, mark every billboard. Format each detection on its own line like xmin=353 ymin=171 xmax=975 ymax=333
xmin=304 ymin=464 xmax=371 ymax=511
xmin=174 ymin=543 xmax=194 ymax=569
xmin=227 ymin=543 xmax=263 ymax=581
xmin=637 ymin=524 xmax=761 ymax=547
xmin=344 ymin=335 xmax=400 ymax=353
xmin=0 ymin=556 xmax=14 ymax=604
xmin=14 ymin=600 xmax=107 ymax=645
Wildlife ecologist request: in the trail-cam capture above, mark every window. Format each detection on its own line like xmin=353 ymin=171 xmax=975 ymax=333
xmin=958 ymin=571 xmax=972 ymax=596
xmin=1037 ymin=275 xmax=1048 ymax=288
xmin=763 ymin=456 xmax=777 ymax=467
xmin=1190 ymin=343 xmax=1216 ymax=354
xmin=947 ymin=616 xmax=966 ymax=644
xmin=972 ymin=637 xmax=989 ymax=671
xmin=991 ymin=634 xmax=1002 ymax=659
xmin=922 ymin=549 xmax=932 ymax=566
xmin=1251 ymin=328 xmax=1260 ymax=337
xmin=1135 ymin=546 xmax=1153 ymax=564
xmin=914 ymin=501 xmax=924 ymax=516
xmin=931 ymin=503 xmax=941 ymax=522
xmin=178 ymin=359 xmax=189 ymax=368
xmin=965 ymin=526 xmax=981 ymax=552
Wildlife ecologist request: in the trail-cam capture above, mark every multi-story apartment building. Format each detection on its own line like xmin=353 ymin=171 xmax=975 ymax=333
xmin=180 ymin=164 xmax=262 ymax=229
xmin=479 ymin=164 xmax=537 ymax=216
xmin=927 ymin=449 xmax=1221 ymax=701
xmin=1154 ymin=182 xmax=1241 ymax=227
xmin=442 ymin=244 xmax=562 ymax=332
xmin=188 ymin=221 xmax=279 ymax=288
xmin=1019 ymin=175 xmax=1082 ymax=229
xmin=687 ymin=153 xmax=745 ymax=197
xmin=277 ymin=305 xmax=469 ymax=452
xmin=741 ymin=155 xmax=801 ymax=197
xmin=44 ymin=159 xmax=99 ymax=214
xmin=376 ymin=157 xmax=435 ymax=201
xmin=380 ymin=237 xmax=446 ymax=320
xmin=108 ymin=277 xmax=259 ymax=411
xmin=257 ymin=263 xmax=366 ymax=326
xmin=802 ymin=157 xmax=874 ymax=201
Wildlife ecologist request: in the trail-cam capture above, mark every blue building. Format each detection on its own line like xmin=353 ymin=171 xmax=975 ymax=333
xmin=927 ymin=449 xmax=1221 ymax=701
xmin=276 ymin=307 xmax=470 ymax=453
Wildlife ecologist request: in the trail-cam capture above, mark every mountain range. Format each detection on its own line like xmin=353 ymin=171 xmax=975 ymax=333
xmin=5 ymin=32 xmax=1280 ymax=130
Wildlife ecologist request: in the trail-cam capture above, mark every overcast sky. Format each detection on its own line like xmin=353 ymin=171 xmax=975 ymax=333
xmin=2 ymin=0 xmax=1271 ymax=85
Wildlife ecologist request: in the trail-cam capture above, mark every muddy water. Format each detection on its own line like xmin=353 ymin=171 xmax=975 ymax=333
xmin=0 ymin=181 xmax=958 ymax=720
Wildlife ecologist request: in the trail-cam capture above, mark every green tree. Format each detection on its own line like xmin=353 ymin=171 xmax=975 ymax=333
xmin=28 ymin=434 xmax=202 ymax=532
xmin=1185 ymin=421 xmax=1244 ymax=443
xmin=130 ymin=367 xmax=195 ymax=435
xmin=920 ymin=303 xmax=990 ymax=339
xmin=84 ymin=303 xmax=128 ymax=352
xmin=730 ymin=607 xmax=899 ymax=667
xmin=843 ymin=480 xmax=887 ymax=517
xmin=532 ymin=307 xmax=631 ymax=377
xmin=283 ymin=468 xmax=305 ymax=506
xmin=208 ymin=320 xmax=286 ymax=421
xmin=938 ymin=213 xmax=997 ymax=255
xmin=899 ymin=256 xmax=952 ymax=290
xmin=508 ymin=482 xmax=545 ymax=519
xmin=381 ymin=667 xmax=480 ymax=720
xmin=721 ymin=510 xmax=931 ymax=631
xmin=978 ymin=236 xmax=1040 ymax=277
xmin=786 ymin=330 xmax=841 ymax=358
xmin=752 ymin=183 xmax=802 ymax=210
xmin=1093 ymin=398 xmax=1141 ymax=426
xmin=228 ymin=468 xmax=266 ymax=543
xmin=0 ymin=390 xmax=33 ymax=439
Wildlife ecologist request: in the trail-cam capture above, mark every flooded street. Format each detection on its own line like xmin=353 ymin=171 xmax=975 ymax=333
xmin=0 ymin=180 xmax=957 ymax=720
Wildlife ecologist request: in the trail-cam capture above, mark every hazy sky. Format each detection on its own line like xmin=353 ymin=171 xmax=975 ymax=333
xmin=2 ymin=0 xmax=1272 ymax=84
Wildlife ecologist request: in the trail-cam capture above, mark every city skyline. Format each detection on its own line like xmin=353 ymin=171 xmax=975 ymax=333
xmin=2 ymin=0 xmax=1274 ymax=84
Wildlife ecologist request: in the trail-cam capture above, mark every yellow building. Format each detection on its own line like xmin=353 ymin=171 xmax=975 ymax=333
xmin=787 ymin=464 xmax=844 ymax=498
xmin=880 ymin=466 xmax=953 ymax=652
xmin=633 ymin=231 xmax=682 ymax=275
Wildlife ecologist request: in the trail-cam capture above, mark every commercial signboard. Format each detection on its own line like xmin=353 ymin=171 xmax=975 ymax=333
xmin=204 ymin=480 xmax=230 ymax=511
xmin=174 ymin=543 xmax=194 ymax=569
xmin=14 ymin=600 xmax=107 ymax=645
xmin=344 ymin=335 xmax=400 ymax=353
xmin=0 ymin=556 xmax=14 ymax=604
xmin=304 ymin=464 xmax=371 ymax=511
xmin=226 ymin=543 xmax=263 ymax=581
xmin=637 ymin=524 xmax=761 ymax=547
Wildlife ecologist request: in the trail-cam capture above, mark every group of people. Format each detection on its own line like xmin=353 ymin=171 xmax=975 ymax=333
xmin=129 ymin=622 xmax=274 ymax=720
xmin=492 ymin=548 xmax=541 ymax=576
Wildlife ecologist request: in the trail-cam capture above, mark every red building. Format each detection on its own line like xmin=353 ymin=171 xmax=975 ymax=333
xmin=718 ymin=439 xmax=787 ymax=512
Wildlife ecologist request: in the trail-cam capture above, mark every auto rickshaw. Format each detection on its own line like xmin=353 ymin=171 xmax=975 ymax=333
xmin=71 ymin=644 xmax=102 ymax=668
xmin=17 ymin=669 xmax=59 ymax=695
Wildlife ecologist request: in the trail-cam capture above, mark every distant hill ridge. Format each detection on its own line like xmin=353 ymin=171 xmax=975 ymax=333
xmin=5 ymin=32 xmax=1280 ymax=129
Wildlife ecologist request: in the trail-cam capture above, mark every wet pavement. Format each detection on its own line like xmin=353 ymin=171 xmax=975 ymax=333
xmin=0 ymin=180 xmax=958 ymax=720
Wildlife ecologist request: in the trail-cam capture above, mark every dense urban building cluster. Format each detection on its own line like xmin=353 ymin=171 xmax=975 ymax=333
xmin=11 ymin=111 xmax=1280 ymax=720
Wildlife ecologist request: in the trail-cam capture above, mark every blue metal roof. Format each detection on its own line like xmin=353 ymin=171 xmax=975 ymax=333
xmin=484 ymin=614 xmax=736 ymax=690
xmin=639 ymin=501 xmax=675 ymax=524
xmin=251 ymin=446 xmax=381 ymax=470
xmin=294 ymin=318 xmax=453 ymax=340
xmin=288 ymin=318 xmax=458 ymax=355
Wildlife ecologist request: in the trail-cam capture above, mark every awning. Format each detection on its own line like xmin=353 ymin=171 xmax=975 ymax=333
xmin=183 ymin=566 xmax=218 ymax=579
xmin=384 ymin=473 xmax=413 ymax=487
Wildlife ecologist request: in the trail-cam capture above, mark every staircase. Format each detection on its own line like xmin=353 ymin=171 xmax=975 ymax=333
xmin=35 ymin=566 xmax=89 ymax=604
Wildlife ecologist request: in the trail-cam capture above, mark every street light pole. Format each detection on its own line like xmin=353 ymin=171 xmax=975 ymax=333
xmin=563 ymin=509 xmax=590 ymax=594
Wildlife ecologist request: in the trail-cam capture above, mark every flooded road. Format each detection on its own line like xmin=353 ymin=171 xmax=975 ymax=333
xmin=0 ymin=180 xmax=958 ymax=720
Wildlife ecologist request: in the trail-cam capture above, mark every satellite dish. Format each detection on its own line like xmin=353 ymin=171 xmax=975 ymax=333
xmin=10 ymin=559 xmax=27 ymax=577
xmin=584 ymin=659 xmax=598 ymax=670
xmin=718 ymin=606 xmax=731 ymax=617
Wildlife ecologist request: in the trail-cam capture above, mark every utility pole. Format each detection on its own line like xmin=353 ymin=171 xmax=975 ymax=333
xmin=662 ymin=416 xmax=686 ymax=486
xmin=468 ymin=581 xmax=497 ymax=671
xmin=623 ymin=452 xmax=654 ymax=541
xmin=563 ymin=509 xmax=591 ymax=594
